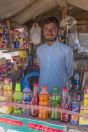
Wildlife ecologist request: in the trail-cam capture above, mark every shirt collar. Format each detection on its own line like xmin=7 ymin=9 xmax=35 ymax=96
xmin=46 ymin=40 xmax=58 ymax=47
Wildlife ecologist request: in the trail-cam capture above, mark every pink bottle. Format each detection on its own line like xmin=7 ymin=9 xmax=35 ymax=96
xmin=30 ymin=83 xmax=38 ymax=116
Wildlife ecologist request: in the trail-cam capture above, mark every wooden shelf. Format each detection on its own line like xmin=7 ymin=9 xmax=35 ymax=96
xmin=3 ymin=48 xmax=29 ymax=53
xmin=81 ymin=69 xmax=88 ymax=72
xmin=29 ymin=66 xmax=39 ymax=69
xmin=74 ymin=52 xmax=88 ymax=59
xmin=0 ymin=48 xmax=10 ymax=51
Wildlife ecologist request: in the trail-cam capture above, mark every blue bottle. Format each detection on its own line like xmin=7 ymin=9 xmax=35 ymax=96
xmin=71 ymin=71 xmax=80 ymax=90
xmin=22 ymin=85 xmax=32 ymax=104
xmin=71 ymin=102 xmax=80 ymax=125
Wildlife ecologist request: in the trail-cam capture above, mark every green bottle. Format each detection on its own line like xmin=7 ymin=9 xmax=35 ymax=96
xmin=50 ymin=87 xmax=60 ymax=120
xmin=50 ymin=110 xmax=59 ymax=120
xmin=51 ymin=87 xmax=60 ymax=107
xmin=13 ymin=83 xmax=23 ymax=114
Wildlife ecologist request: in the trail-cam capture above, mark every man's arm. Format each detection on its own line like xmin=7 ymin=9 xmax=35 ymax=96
xmin=65 ymin=48 xmax=74 ymax=79
xmin=36 ymin=48 xmax=40 ymax=67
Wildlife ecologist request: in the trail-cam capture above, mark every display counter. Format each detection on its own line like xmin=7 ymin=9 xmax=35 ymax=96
xmin=0 ymin=113 xmax=87 ymax=132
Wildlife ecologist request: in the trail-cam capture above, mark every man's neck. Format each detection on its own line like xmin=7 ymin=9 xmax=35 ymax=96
xmin=47 ymin=40 xmax=56 ymax=46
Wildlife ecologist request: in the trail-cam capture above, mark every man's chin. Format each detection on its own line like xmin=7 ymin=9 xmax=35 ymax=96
xmin=46 ymin=38 xmax=57 ymax=42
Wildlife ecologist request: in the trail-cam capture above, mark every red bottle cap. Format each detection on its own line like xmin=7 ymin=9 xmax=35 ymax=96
xmin=42 ymin=86 xmax=47 ymax=91
xmin=33 ymin=83 xmax=38 ymax=88
xmin=62 ymin=87 xmax=68 ymax=92
xmin=40 ymin=86 xmax=48 ymax=94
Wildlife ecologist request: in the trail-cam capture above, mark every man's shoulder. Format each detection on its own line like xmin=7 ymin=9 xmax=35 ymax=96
xmin=37 ymin=43 xmax=47 ymax=51
xmin=58 ymin=42 xmax=72 ymax=52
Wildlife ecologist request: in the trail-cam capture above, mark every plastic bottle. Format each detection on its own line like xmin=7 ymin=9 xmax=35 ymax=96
xmin=60 ymin=87 xmax=70 ymax=123
xmin=71 ymin=71 xmax=80 ymax=90
xmin=39 ymin=86 xmax=49 ymax=106
xmin=50 ymin=87 xmax=60 ymax=107
xmin=22 ymin=85 xmax=31 ymax=104
xmin=61 ymin=87 xmax=68 ymax=107
xmin=0 ymin=79 xmax=13 ymax=114
xmin=71 ymin=101 xmax=80 ymax=125
xmin=4 ymin=78 xmax=13 ymax=98
xmin=50 ymin=108 xmax=60 ymax=120
xmin=13 ymin=83 xmax=23 ymax=114
xmin=30 ymin=83 xmax=38 ymax=116
xmin=60 ymin=102 xmax=70 ymax=123
xmin=38 ymin=108 xmax=48 ymax=120
xmin=38 ymin=86 xmax=49 ymax=120
xmin=50 ymin=87 xmax=60 ymax=120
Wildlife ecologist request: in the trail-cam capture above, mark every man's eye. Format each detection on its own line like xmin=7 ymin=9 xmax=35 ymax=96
xmin=45 ymin=28 xmax=56 ymax=31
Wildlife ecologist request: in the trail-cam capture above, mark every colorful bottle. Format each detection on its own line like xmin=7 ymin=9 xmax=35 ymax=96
xmin=30 ymin=83 xmax=38 ymax=116
xmin=60 ymin=87 xmax=70 ymax=123
xmin=61 ymin=87 xmax=68 ymax=107
xmin=71 ymin=71 xmax=80 ymax=90
xmin=4 ymin=78 xmax=13 ymax=98
xmin=22 ymin=85 xmax=31 ymax=104
xmin=38 ymin=108 xmax=48 ymax=120
xmin=60 ymin=102 xmax=70 ymax=123
xmin=0 ymin=79 xmax=13 ymax=114
xmin=50 ymin=109 xmax=59 ymax=120
xmin=39 ymin=86 xmax=49 ymax=106
xmin=38 ymin=86 xmax=49 ymax=120
xmin=71 ymin=102 xmax=80 ymax=125
xmin=13 ymin=83 xmax=23 ymax=114
xmin=50 ymin=87 xmax=60 ymax=120
xmin=50 ymin=87 xmax=60 ymax=107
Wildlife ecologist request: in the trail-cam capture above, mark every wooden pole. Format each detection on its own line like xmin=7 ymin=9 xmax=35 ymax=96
xmin=6 ymin=20 xmax=13 ymax=49
xmin=61 ymin=7 xmax=67 ymax=19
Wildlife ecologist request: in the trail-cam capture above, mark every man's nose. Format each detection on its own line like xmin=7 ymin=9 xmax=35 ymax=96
xmin=47 ymin=29 xmax=53 ymax=33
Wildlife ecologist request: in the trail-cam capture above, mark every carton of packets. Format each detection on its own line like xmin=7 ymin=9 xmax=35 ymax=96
xmin=79 ymin=105 xmax=88 ymax=125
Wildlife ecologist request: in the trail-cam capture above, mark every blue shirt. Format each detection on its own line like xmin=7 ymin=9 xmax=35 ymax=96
xmin=37 ymin=41 xmax=73 ymax=93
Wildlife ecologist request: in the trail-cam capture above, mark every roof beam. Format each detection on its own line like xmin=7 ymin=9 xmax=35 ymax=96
xmin=55 ymin=0 xmax=67 ymax=8
xmin=0 ymin=0 xmax=36 ymax=20
xmin=55 ymin=0 xmax=67 ymax=18
xmin=12 ymin=0 xmax=57 ymax=24
xmin=66 ymin=0 xmax=88 ymax=11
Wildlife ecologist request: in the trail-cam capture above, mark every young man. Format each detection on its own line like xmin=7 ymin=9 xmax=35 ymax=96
xmin=37 ymin=17 xmax=73 ymax=94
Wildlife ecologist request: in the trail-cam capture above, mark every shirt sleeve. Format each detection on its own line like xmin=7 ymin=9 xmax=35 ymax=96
xmin=65 ymin=47 xmax=74 ymax=79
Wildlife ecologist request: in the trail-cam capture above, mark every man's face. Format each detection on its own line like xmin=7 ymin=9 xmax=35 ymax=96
xmin=43 ymin=23 xmax=58 ymax=41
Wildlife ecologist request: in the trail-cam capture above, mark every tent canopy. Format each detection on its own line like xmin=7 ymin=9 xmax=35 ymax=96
xmin=0 ymin=0 xmax=88 ymax=24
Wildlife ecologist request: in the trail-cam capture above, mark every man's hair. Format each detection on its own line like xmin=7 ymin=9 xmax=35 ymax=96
xmin=42 ymin=17 xmax=60 ymax=28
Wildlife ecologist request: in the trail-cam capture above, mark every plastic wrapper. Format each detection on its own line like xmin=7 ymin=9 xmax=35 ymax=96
xmin=30 ymin=23 xmax=41 ymax=45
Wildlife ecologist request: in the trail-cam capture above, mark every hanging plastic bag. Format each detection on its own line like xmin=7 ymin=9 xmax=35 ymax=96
xmin=60 ymin=16 xmax=81 ymax=50
xmin=30 ymin=23 xmax=41 ymax=45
